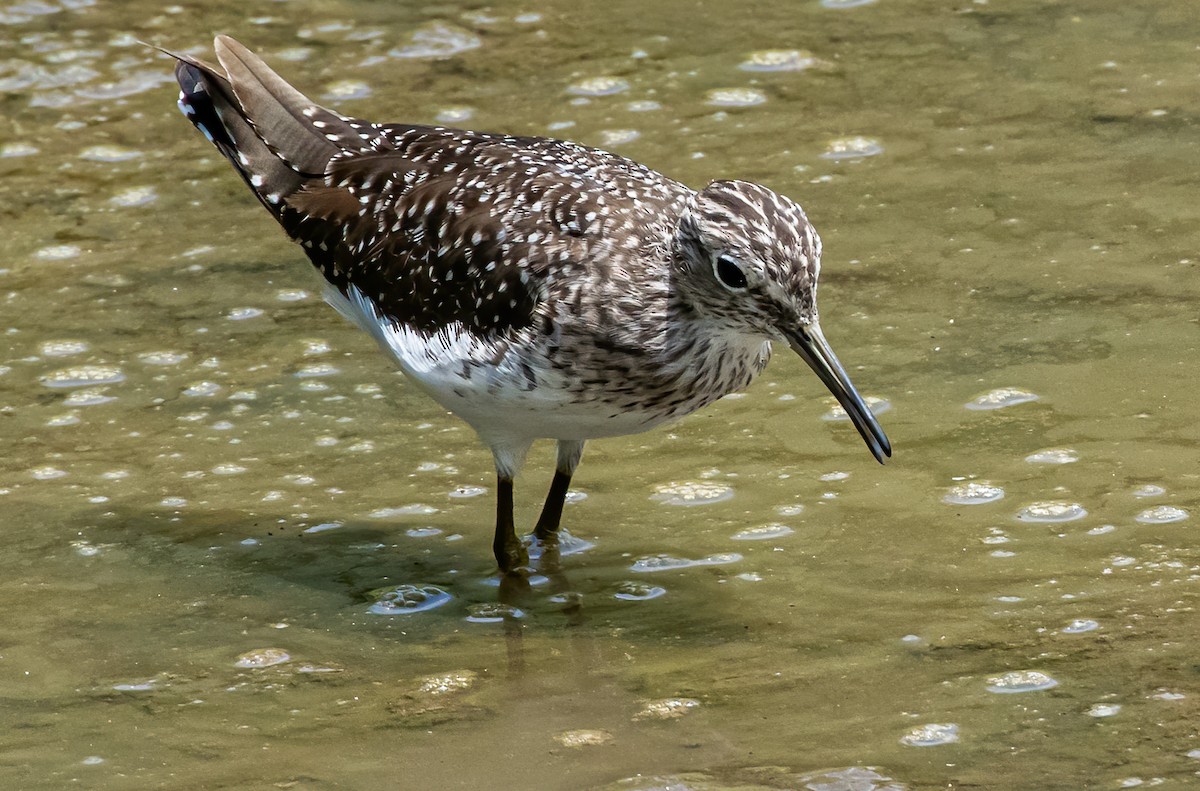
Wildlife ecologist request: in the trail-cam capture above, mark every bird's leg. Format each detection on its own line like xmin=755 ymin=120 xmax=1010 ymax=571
xmin=533 ymin=440 xmax=585 ymax=543
xmin=493 ymin=475 xmax=528 ymax=574
xmin=490 ymin=440 xmax=533 ymax=576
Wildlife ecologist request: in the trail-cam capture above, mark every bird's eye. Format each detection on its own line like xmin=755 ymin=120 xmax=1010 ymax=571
xmin=714 ymin=255 xmax=748 ymax=290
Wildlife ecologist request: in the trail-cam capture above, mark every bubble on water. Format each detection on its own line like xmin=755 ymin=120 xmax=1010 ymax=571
xmin=986 ymin=670 xmax=1058 ymax=694
xmin=465 ymin=602 xmax=524 ymax=623
xmin=275 ymin=288 xmax=310 ymax=302
xmin=479 ymin=573 xmax=549 ymax=588
xmin=435 ymin=106 xmax=474 ymax=124
xmin=367 ymin=584 xmax=452 ymax=615
xmin=966 ymin=387 xmax=1039 ymax=410
xmin=1132 ymin=484 xmax=1165 ymax=498
xmin=635 ymin=698 xmax=701 ymax=720
xmin=776 ymin=503 xmax=805 ymax=516
xmin=81 ymin=756 xmax=105 ymax=766
xmin=820 ymin=471 xmax=850 ymax=482
xmin=302 ymin=522 xmax=342 ymax=534
xmin=565 ymin=490 xmax=588 ymax=504
xmin=47 ymin=413 xmax=81 ymax=427
xmin=227 ymin=306 xmax=263 ymax=321
xmin=1025 ymin=448 xmax=1079 ymax=464
xmin=943 ymin=482 xmax=1005 ymax=505
xmin=821 ymin=136 xmax=884 ymax=161
xmin=626 ymin=100 xmax=661 ymax=112
xmin=294 ymin=363 xmax=339 ymax=377
xmin=448 ymin=485 xmax=487 ymax=499
xmin=136 ymin=350 xmax=187 ymax=366
xmin=1150 ymin=690 xmax=1184 ymax=701
xmin=390 ymin=22 xmax=482 ymax=59
xmin=39 ymin=339 xmax=89 ymax=357
xmin=323 ymin=79 xmax=371 ymax=101
xmin=112 ymin=680 xmax=157 ymax=692
xmin=1135 ymin=505 xmax=1188 ymax=524
xmin=110 ymin=186 xmax=157 ymax=207
xmin=630 ymin=553 xmax=742 ymax=572
xmin=824 ymin=396 xmax=890 ymax=420
xmin=822 ymin=0 xmax=877 ymax=7
xmin=31 ymin=466 xmax=68 ymax=480
xmin=405 ymin=526 xmax=443 ymax=538
xmin=40 ymin=365 xmax=124 ymax=388
xmin=1016 ymin=502 xmax=1087 ymax=523
xmin=795 ymin=767 xmax=903 ymax=790
xmin=651 ymin=482 xmax=733 ymax=506
xmin=1061 ymin=619 xmax=1099 ymax=634
xmin=706 ymin=87 xmax=767 ymax=107
xmin=740 ymin=49 xmax=817 ymax=72
xmin=731 ymin=524 xmax=794 ymax=541
xmin=64 ymin=388 xmax=116 ymax=406
xmin=614 ymin=581 xmax=666 ymax=601
xmin=567 ymin=76 xmax=629 ymax=96
xmin=160 ymin=497 xmax=187 ymax=508
xmin=80 ymin=145 xmax=141 ymax=162
xmin=34 ymin=244 xmax=82 ymax=261
xmin=900 ymin=723 xmax=959 ymax=747
xmin=1087 ymin=524 xmax=1116 ymax=536
xmin=183 ymin=381 xmax=221 ymax=397
xmin=554 ymin=729 xmax=613 ymax=748
xmin=211 ymin=463 xmax=247 ymax=475
xmin=1088 ymin=703 xmax=1121 ymax=718
xmin=1 ymin=142 xmax=39 ymax=157
xmin=599 ymin=128 xmax=640 ymax=146
xmin=369 ymin=504 xmax=439 ymax=518
xmin=234 ymin=648 xmax=290 ymax=668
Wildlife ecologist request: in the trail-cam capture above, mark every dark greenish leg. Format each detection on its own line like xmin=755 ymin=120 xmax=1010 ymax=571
xmin=533 ymin=439 xmax=585 ymax=542
xmin=493 ymin=476 xmax=528 ymax=574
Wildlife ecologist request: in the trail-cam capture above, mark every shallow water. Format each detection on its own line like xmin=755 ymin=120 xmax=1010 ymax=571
xmin=3 ymin=0 xmax=1200 ymax=788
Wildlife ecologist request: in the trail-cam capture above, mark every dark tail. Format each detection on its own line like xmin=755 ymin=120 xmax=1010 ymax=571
xmin=162 ymin=36 xmax=365 ymax=217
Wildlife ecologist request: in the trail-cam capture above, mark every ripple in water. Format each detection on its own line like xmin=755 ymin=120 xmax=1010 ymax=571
xmin=705 ymin=88 xmax=767 ymax=107
xmin=1135 ymin=505 xmax=1188 ymax=524
xmin=966 ymin=387 xmax=1039 ymax=410
xmin=650 ymin=482 xmax=733 ymax=506
xmin=739 ymin=49 xmax=817 ymax=72
xmin=40 ymin=365 xmax=124 ymax=388
xmin=900 ymin=723 xmax=960 ymax=747
xmin=614 ymin=581 xmax=666 ymax=601
xmin=1015 ymin=502 xmax=1087 ymax=523
xmin=986 ymin=670 xmax=1058 ymax=694
xmin=731 ymin=524 xmax=794 ymax=541
xmin=943 ymin=482 xmax=1005 ymax=505
xmin=1025 ymin=448 xmax=1079 ymax=464
xmin=367 ymin=584 xmax=452 ymax=615
xmin=630 ymin=552 xmax=741 ymax=572
xmin=389 ymin=22 xmax=482 ymax=59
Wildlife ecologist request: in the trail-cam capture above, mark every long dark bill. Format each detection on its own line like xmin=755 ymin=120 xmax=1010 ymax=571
xmin=787 ymin=324 xmax=892 ymax=464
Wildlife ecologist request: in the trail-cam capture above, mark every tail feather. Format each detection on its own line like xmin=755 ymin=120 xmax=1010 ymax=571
xmin=163 ymin=36 xmax=369 ymax=217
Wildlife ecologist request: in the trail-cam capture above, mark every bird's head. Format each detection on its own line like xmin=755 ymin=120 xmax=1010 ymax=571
xmin=674 ymin=179 xmax=891 ymax=463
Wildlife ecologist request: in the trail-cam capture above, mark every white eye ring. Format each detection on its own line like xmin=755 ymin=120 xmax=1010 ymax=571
xmin=713 ymin=254 xmax=748 ymax=290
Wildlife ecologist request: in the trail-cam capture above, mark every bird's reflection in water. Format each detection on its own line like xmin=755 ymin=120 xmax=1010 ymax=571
xmin=496 ymin=534 xmax=587 ymax=675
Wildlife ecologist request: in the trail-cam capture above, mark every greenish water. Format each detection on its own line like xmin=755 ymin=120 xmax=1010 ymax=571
xmin=2 ymin=1 xmax=1200 ymax=788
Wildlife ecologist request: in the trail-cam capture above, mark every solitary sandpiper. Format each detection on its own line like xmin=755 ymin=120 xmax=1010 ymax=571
xmin=166 ymin=36 xmax=891 ymax=575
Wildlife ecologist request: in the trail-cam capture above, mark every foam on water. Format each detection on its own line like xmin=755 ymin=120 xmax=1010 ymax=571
xmin=1016 ymin=502 xmax=1088 ymax=523
xmin=650 ymin=482 xmax=734 ymax=506
xmin=234 ymin=648 xmax=291 ymax=668
xmin=630 ymin=553 xmax=742 ymax=572
xmin=1061 ymin=619 xmax=1100 ymax=634
xmin=821 ymin=136 xmax=884 ymax=160
xmin=986 ymin=670 xmax=1058 ymax=693
xmin=464 ymin=602 xmax=524 ymax=623
xmin=705 ymin=88 xmax=767 ymax=107
xmin=40 ymin=365 xmax=124 ymax=388
xmin=614 ymin=581 xmax=666 ymax=601
xmin=900 ymin=723 xmax=960 ymax=747
xmin=38 ymin=339 xmax=89 ymax=357
xmin=1135 ymin=505 xmax=1188 ymax=524
xmin=731 ymin=524 xmax=794 ymax=541
xmin=367 ymin=584 xmax=452 ymax=615
xmin=1025 ymin=448 xmax=1079 ymax=464
xmin=966 ymin=387 xmax=1040 ymax=410
xmin=739 ymin=49 xmax=817 ymax=72
xmin=943 ymin=482 xmax=1005 ymax=505
xmin=567 ymin=76 xmax=629 ymax=96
